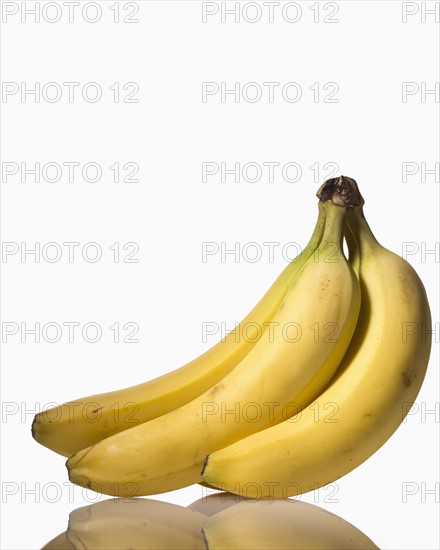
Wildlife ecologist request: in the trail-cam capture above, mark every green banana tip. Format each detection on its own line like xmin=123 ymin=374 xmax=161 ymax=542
xmin=316 ymin=175 xmax=364 ymax=209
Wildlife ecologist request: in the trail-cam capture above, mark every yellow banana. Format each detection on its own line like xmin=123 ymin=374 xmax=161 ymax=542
xmin=67 ymin=200 xmax=360 ymax=496
xmin=202 ymin=498 xmax=379 ymax=549
xmin=202 ymin=182 xmax=431 ymax=499
xmin=32 ymin=205 xmax=325 ymax=457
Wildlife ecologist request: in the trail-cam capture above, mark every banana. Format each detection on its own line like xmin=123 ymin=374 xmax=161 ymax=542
xmin=32 ymin=204 xmax=326 ymax=457
xmin=67 ymin=199 xmax=360 ymax=496
xmin=62 ymin=498 xmax=206 ymax=549
xmin=202 ymin=498 xmax=379 ymax=549
xmin=202 ymin=179 xmax=432 ymax=499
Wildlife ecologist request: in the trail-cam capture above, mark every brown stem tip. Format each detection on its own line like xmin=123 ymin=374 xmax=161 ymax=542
xmin=316 ymin=175 xmax=364 ymax=208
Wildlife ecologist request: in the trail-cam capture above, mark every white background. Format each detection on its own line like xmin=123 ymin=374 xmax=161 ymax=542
xmin=1 ymin=1 xmax=439 ymax=549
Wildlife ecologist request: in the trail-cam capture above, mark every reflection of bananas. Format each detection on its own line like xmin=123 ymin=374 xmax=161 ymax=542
xmin=42 ymin=495 xmax=379 ymax=550
xmin=202 ymin=180 xmax=432 ymax=498
xmin=44 ymin=498 xmax=207 ymax=550
xmin=188 ymin=492 xmax=245 ymax=517
xmin=67 ymin=200 xmax=360 ymax=496
xmin=33 ymin=205 xmax=326 ymax=457
xmin=201 ymin=496 xmax=379 ymax=550
xmin=42 ymin=532 xmax=75 ymax=549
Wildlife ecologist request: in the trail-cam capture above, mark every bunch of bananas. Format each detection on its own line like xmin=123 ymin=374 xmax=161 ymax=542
xmin=42 ymin=495 xmax=379 ymax=549
xmin=32 ymin=176 xmax=431 ymax=499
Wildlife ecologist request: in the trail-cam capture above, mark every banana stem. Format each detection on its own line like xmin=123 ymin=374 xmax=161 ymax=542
xmin=316 ymin=175 xmax=364 ymax=208
xmin=345 ymin=206 xmax=362 ymax=272
xmin=320 ymin=201 xmax=348 ymax=251
xmin=301 ymin=202 xmax=326 ymax=257
xmin=346 ymin=208 xmax=382 ymax=257
xmin=316 ymin=175 xmax=377 ymax=259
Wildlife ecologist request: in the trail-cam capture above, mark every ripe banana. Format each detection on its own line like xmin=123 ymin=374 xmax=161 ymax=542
xmin=67 ymin=199 xmax=360 ymax=496
xmin=202 ymin=186 xmax=432 ymax=498
xmin=32 ymin=204 xmax=325 ymax=457
xmin=202 ymin=498 xmax=379 ymax=549
xmin=43 ymin=498 xmax=207 ymax=550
